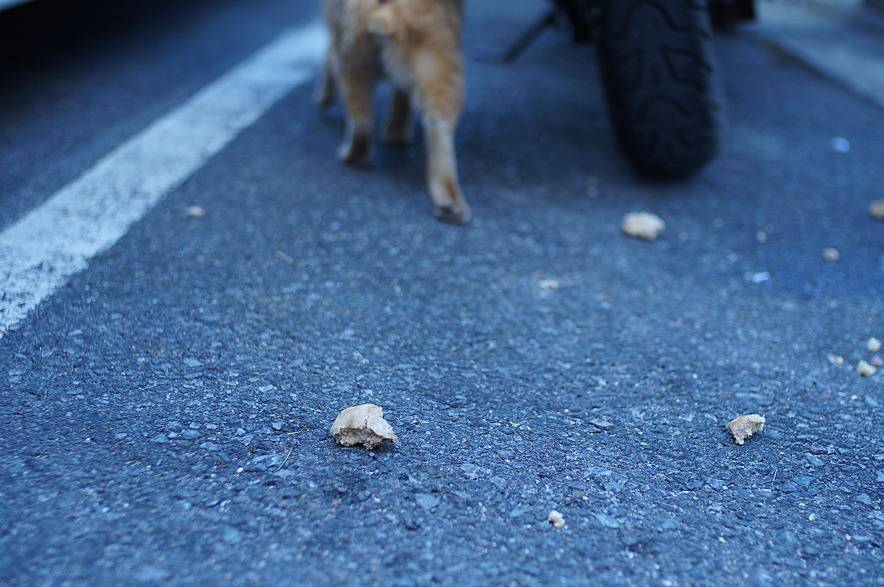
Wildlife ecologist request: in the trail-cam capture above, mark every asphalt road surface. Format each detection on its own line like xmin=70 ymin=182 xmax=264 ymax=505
xmin=1 ymin=0 xmax=882 ymax=585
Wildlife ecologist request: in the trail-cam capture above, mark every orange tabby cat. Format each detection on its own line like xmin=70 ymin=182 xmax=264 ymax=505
xmin=318 ymin=0 xmax=470 ymax=224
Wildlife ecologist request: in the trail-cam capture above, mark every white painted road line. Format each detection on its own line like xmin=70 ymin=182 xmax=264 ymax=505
xmin=0 ymin=22 xmax=326 ymax=338
xmin=0 ymin=0 xmax=33 ymax=11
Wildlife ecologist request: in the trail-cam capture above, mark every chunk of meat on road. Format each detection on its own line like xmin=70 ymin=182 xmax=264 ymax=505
xmin=547 ymin=510 xmax=565 ymax=529
xmin=726 ymin=414 xmax=765 ymax=445
xmin=621 ymin=212 xmax=665 ymax=240
xmin=857 ymin=360 xmax=876 ymax=378
xmin=331 ymin=403 xmax=398 ymax=449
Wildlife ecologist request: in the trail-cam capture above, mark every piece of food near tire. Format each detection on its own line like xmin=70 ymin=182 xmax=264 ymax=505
xmin=595 ymin=0 xmax=723 ymax=177
xmin=622 ymin=211 xmax=665 ymax=240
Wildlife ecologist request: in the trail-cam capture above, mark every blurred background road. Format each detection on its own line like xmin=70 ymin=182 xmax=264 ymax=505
xmin=1 ymin=0 xmax=882 ymax=584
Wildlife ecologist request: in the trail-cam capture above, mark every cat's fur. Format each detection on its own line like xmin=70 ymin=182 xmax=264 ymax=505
xmin=318 ymin=0 xmax=470 ymax=224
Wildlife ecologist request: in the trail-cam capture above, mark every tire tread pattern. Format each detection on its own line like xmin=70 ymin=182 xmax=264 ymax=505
xmin=596 ymin=0 xmax=723 ymax=177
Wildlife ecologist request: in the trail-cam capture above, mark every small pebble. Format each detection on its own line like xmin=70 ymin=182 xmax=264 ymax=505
xmin=746 ymin=271 xmax=770 ymax=284
xmin=854 ymin=493 xmax=873 ymax=506
xmin=221 ymin=526 xmax=242 ymax=544
xmin=870 ymin=199 xmax=884 ymax=221
xmin=857 ymin=360 xmax=876 ymax=377
xmin=805 ymin=453 xmax=823 ymax=466
xmin=509 ymin=506 xmax=529 ymax=518
xmin=589 ymin=418 xmax=613 ymax=430
xmin=134 ymin=566 xmax=171 ymax=582
xmin=415 ymin=493 xmax=441 ymax=511
xmin=594 ymin=513 xmax=622 ymax=529
xmin=547 ymin=510 xmax=565 ymax=529
xmin=867 ymin=337 xmax=881 ymax=353
xmin=822 ymin=247 xmax=839 ymax=261
xmin=489 ymin=476 xmax=508 ymax=490
xmin=621 ymin=212 xmax=665 ymax=241
xmin=186 ymin=205 xmax=206 ymax=218
xmin=830 ymin=137 xmax=850 ymax=153
xmin=461 ymin=463 xmax=480 ymax=478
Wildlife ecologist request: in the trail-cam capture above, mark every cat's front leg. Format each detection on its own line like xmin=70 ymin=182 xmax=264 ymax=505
xmin=413 ymin=51 xmax=470 ymax=224
xmin=423 ymin=113 xmax=470 ymax=224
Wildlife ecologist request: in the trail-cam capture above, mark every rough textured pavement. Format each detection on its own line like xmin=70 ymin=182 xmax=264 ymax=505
xmin=1 ymin=0 xmax=882 ymax=585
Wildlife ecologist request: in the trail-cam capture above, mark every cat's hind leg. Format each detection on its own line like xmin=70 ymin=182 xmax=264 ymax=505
xmin=383 ymin=88 xmax=413 ymax=145
xmin=337 ymin=69 xmax=376 ymax=166
xmin=315 ymin=48 xmax=337 ymax=109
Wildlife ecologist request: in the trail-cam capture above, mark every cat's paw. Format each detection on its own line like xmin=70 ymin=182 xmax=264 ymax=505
xmin=315 ymin=87 xmax=335 ymax=110
xmin=434 ymin=201 xmax=471 ymax=225
xmin=430 ymin=175 xmax=470 ymax=224
xmin=338 ymin=136 xmax=372 ymax=167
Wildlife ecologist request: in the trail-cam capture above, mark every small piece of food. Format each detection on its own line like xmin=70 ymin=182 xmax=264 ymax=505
xmin=870 ymin=199 xmax=884 ymax=221
xmin=538 ymin=278 xmax=560 ymax=290
xmin=186 ymin=205 xmax=206 ymax=218
xmin=726 ymin=414 xmax=765 ymax=445
xmin=857 ymin=360 xmax=876 ymax=378
xmin=872 ymin=355 xmax=883 ymax=367
xmin=330 ymin=404 xmax=397 ymax=449
xmin=621 ymin=212 xmax=665 ymax=241
xmin=867 ymin=337 xmax=881 ymax=353
xmin=547 ymin=510 xmax=565 ymax=529
xmin=827 ymin=353 xmax=845 ymax=366
xmin=822 ymin=247 xmax=840 ymax=262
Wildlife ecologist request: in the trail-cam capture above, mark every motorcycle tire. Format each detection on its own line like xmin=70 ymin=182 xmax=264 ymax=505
xmin=595 ymin=0 xmax=723 ymax=177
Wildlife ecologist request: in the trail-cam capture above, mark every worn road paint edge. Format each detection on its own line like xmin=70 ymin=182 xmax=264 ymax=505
xmin=0 ymin=22 xmax=327 ymax=338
